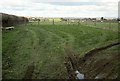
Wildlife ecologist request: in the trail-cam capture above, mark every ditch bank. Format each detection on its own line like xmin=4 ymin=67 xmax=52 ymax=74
xmin=64 ymin=41 xmax=120 ymax=79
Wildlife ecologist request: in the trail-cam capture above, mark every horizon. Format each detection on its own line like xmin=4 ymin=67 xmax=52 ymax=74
xmin=0 ymin=12 xmax=118 ymax=19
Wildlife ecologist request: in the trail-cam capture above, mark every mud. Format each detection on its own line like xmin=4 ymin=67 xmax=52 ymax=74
xmin=64 ymin=41 xmax=120 ymax=79
xmin=64 ymin=45 xmax=81 ymax=79
xmin=80 ymin=41 xmax=120 ymax=63
xmin=82 ymin=53 xmax=118 ymax=79
xmin=22 ymin=62 xmax=35 ymax=80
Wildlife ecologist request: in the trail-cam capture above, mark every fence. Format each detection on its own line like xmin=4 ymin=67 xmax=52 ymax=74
xmin=29 ymin=18 xmax=119 ymax=31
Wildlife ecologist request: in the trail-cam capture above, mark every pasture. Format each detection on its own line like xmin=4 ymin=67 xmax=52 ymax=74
xmin=2 ymin=21 xmax=119 ymax=79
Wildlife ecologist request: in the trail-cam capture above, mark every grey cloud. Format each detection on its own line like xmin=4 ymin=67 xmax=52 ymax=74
xmin=0 ymin=0 xmax=118 ymax=18
xmin=44 ymin=2 xmax=105 ymax=6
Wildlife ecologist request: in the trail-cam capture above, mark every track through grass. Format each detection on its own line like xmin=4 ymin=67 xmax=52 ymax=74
xmin=2 ymin=23 xmax=119 ymax=79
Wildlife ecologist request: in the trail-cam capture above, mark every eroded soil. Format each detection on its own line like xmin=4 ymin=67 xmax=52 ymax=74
xmin=64 ymin=41 xmax=120 ymax=79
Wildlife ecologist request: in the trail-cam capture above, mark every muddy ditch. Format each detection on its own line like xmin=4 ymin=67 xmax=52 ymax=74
xmin=64 ymin=41 xmax=120 ymax=79
xmin=79 ymin=41 xmax=120 ymax=64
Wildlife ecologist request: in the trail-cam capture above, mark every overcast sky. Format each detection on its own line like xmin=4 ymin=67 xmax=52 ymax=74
xmin=0 ymin=0 xmax=119 ymax=18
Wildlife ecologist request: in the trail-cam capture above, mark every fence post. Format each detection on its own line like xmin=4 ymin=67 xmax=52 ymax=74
xmin=109 ymin=21 xmax=111 ymax=29
xmin=86 ymin=19 xmax=87 ymax=25
xmin=67 ymin=19 xmax=69 ymax=25
xmin=53 ymin=19 xmax=54 ymax=25
xmin=78 ymin=19 xmax=80 ymax=26
xmin=94 ymin=20 xmax=96 ymax=26
xmin=38 ymin=19 xmax=40 ymax=25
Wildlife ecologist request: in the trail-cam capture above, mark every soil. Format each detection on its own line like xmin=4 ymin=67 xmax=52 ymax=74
xmin=80 ymin=41 xmax=120 ymax=63
xmin=22 ymin=62 xmax=35 ymax=80
xmin=64 ymin=45 xmax=82 ymax=79
xmin=64 ymin=41 xmax=120 ymax=79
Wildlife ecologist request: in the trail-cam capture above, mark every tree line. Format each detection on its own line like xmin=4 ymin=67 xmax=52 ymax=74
xmin=1 ymin=13 xmax=29 ymax=27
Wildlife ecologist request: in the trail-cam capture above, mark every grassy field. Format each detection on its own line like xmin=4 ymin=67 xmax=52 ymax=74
xmin=32 ymin=20 xmax=118 ymax=31
xmin=2 ymin=22 xmax=119 ymax=79
xmin=79 ymin=21 xmax=118 ymax=31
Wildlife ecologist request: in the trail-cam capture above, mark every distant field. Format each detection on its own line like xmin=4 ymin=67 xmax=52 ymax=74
xmin=2 ymin=22 xmax=119 ymax=79
xmin=81 ymin=21 xmax=118 ymax=31
xmin=31 ymin=20 xmax=118 ymax=31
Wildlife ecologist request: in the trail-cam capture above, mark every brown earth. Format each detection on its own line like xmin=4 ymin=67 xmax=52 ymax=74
xmin=79 ymin=41 xmax=120 ymax=63
xmin=22 ymin=62 xmax=35 ymax=80
xmin=64 ymin=41 xmax=120 ymax=79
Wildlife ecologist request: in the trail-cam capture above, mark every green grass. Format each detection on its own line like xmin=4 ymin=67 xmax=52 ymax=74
xmin=32 ymin=20 xmax=118 ymax=31
xmin=2 ymin=22 xmax=119 ymax=79
xmin=81 ymin=21 xmax=118 ymax=31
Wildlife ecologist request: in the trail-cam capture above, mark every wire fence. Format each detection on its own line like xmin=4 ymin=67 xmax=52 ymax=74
xmin=29 ymin=19 xmax=119 ymax=32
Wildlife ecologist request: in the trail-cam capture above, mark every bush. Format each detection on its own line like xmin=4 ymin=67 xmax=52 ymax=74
xmin=1 ymin=13 xmax=29 ymax=27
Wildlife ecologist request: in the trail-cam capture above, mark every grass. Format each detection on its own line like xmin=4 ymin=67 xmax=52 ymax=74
xmin=2 ymin=22 xmax=119 ymax=79
xmin=81 ymin=21 xmax=118 ymax=31
xmin=81 ymin=45 xmax=119 ymax=79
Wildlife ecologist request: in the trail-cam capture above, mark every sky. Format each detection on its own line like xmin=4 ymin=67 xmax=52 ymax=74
xmin=0 ymin=0 xmax=119 ymax=18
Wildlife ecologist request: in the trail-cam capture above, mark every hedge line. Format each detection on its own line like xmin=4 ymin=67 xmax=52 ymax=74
xmin=1 ymin=13 xmax=29 ymax=27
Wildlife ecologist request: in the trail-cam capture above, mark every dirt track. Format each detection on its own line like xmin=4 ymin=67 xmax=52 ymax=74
xmin=64 ymin=46 xmax=80 ymax=79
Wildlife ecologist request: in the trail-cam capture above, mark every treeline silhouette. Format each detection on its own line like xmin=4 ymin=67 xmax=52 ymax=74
xmin=1 ymin=13 xmax=28 ymax=27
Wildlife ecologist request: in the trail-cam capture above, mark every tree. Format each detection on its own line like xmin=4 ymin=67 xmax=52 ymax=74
xmin=117 ymin=18 xmax=120 ymax=21
xmin=101 ymin=17 xmax=104 ymax=20
xmin=61 ymin=18 xmax=67 ymax=21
